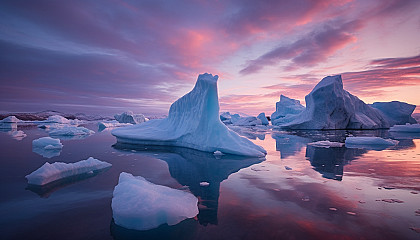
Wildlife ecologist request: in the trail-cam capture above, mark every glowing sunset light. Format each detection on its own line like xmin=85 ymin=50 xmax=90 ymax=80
xmin=0 ymin=0 xmax=419 ymax=115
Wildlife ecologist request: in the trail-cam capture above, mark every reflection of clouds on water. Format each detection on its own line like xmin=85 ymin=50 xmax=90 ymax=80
xmin=7 ymin=130 xmax=27 ymax=140
xmin=112 ymin=143 xmax=263 ymax=228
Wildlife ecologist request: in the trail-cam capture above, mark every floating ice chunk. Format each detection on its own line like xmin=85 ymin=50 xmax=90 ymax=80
xmin=26 ymin=157 xmax=111 ymax=185
xmin=371 ymin=101 xmax=417 ymax=126
xmin=48 ymin=125 xmax=94 ymax=137
xmin=277 ymin=76 xmax=389 ymax=129
xmin=345 ymin=137 xmax=398 ymax=146
xmin=114 ymin=111 xmax=148 ymax=124
xmin=112 ymin=73 xmax=266 ymax=157
xmin=389 ymin=124 xmax=420 ymax=133
xmin=257 ymin=113 xmax=269 ymax=125
xmin=33 ymin=137 xmax=63 ymax=149
xmin=200 ymin=182 xmax=210 ymax=186
xmin=98 ymin=120 xmax=131 ymax=131
xmin=213 ymin=150 xmax=224 ymax=156
xmin=43 ymin=115 xmax=81 ymax=125
xmin=1 ymin=116 xmax=21 ymax=123
xmin=308 ymin=141 xmax=344 ymax=148
xmin=112 ymin=172 xmax=198 ymax=230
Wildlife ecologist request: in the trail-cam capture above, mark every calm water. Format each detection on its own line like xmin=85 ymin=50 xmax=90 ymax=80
xmin=0 ymin=123 xmax=419 ymax=240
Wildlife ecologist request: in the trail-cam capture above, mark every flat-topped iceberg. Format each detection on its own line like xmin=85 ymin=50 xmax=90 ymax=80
xmin=277 ymin=75 xmax=389 ymax=129
xmin=308 ymin=141 xmax=344 ymax=148
xmin=112 ymin=73 xmax=266 ymax=157
xmin=26 ymin=157 xmax=111 ymax=185
xmin=371 ymin=101 xmax=417 ymax=126
xmin=389 ymin=124 xmax=420 ymax=133
xmin=345 ymin=137 xmax=398 ymax=146
xmin=112 ymin=172 xmax=198 ymax=231
xmin=114 ymin=111 xmax=148 ymax=124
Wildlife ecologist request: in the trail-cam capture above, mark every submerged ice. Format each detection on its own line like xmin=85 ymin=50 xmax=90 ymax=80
xmin=112 ymin=73 xmax=266 ymax=157
xmin=112 ymin=172 xmax=198 ymax=231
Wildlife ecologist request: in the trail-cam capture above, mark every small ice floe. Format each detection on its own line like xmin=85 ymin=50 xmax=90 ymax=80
xmin=382 ymin=186 xmax=396 ymax=190
xmin=358 ymin=200 xmax=366 ymax=204
xmin=381 ymin=199 xmax=404 ymax=203
xmin=200 ymin=182 xmax=210 ymax=187
xmin=307 ymin=141 xmax=344 ymax=148
xmin=390 ymin=124 xmax=420 ymax=133
xmin=251 ymin=166 xmax=269 ymax=172
xmin=48 ymin=125 xmax=94 ymax=137
xmin=302 ymin=196 xmax=310 ymax=202
xmin=26 ymin=157 xmax=111 ymax=185
xmin=346 ymin=211 xmax=357 ymax=216
xmin=415 ymin=209 xmax=420 ymax=216
xmin=213 ymin=150 xmax=224 ymax=156
xmin=32 ymin=137 xmax=63 ymax=158
xmin=345 ymin=137 xmax=398 ymax=150
xmin=409 ymin=227 xmax=420 ymax=233
xmin=285 ymin=166 xmax=292 ymax=170
xmin=329 ymin=207 xmax=338 ymax=211
xmin=43 ymin=115 xmax=81 ymax=125
xmin=112 ymin=172 xmax=198 ymax=231
xmin=410 ymin=191 xmax=419 ymax=194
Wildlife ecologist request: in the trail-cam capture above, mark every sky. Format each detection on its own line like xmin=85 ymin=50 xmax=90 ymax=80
xmin=1 ymin=0 xmax=419 ymax=116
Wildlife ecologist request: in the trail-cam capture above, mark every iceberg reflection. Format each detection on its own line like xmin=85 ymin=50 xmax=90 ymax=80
xmin=112 ymin=143 xmax=263 ymax=227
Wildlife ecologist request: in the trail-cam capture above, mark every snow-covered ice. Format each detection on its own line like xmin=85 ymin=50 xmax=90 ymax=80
xmin=48 ymin=125 xmax=94 ymax=137
xmin=371 ymin=101 xmax=417 ymax=126
xmin=271 ymin=95 xmax=305 ymax=125
xmin=389 ymin=124 xmax=420 ymax=133
xmin=111 ymin=172 xmax=198 ymax=231
xmin=276 ymin=76 xmax=389 ymax=129
xmin=257 ymin=113 xmax=269 ymax=125
xmin=114 ymin=111 xmax=148 ymax=124
xmin=213 ymin=150 xmax=224 ymax=156
xmin=345 ymin=137 xmax=398 ymax=146
xmin=308 ymin=141 xmax=344 ymax=148
xmin=43 ymin=115 xmax=81 ymax=125
xmin=112 ymin=73 xmax=266 ymax=157
xmin=26 ymin=157 xmax=111 ymax=185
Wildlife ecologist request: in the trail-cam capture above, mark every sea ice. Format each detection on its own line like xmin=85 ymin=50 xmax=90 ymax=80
xmin=111 ymin=172 xmax=198 ymax=230
xmin=33 ymin=137 xmax=63 ymax=150
xmin=389 ymin=124 xmax=420 ymax=133
xmin=112 ymin=73 xmax=266 ymax=157
xmin=98 ymin=120 xmax=131 ymax=131
xmin=371 ymin=101 xmax=417 ymax=126
xmin=276 ymin=76 xmax=389 ymax=129
xmin=308 ymin=141 xmax=344 ymax=148
xmin=345 ymin=137 xmax=398 ymax=146
xmin=114 ymin=111 xmax=148 ymax=124
xmin=257 ymin=113 xmax=269 ymax=125
xmin=26 ymin=157 xmax=111 ymax=185
xmin=43 ymin=115 xmax=80 ymax=125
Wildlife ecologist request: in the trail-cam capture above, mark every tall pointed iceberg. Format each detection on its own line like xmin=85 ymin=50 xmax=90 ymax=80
xmin=112 ymin=73 xmax=266 ymax=157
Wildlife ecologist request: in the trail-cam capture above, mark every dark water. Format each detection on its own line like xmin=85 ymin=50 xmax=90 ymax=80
xmin=0 ymin=123 xmax=419 ymax=239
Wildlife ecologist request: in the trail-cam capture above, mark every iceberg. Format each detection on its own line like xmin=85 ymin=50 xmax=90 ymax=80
xmin=25 ymin=157 xmax=111 ymax=185
xmin=98 ymin=120 xmax=131 ymax=131
xmin=112 ymin=172 xmax=198 ymax=231
xmin=43 ymin=115 xmax=81 ymax=125
xmin=271 ymin=95 xmax=305 ymax=125
xmin=389 ymin=124 xmax=420 ymax=133
xmin=33 ymin=137 xmax=63 ymax=150
xmin=278 ymin=75 xmax=389 ymax=129
xmin=345 ymin=137 xmax=398 ymax=147
xmin=1 ymin=116 xmax=21 ymax=123
xmin=371 ymin=101 xmax=417 ymax=126
xmin=257 ymin=113 xmax=269 ymax=125
xmin=112 ymin=73 xmax=266 ymax=157
xmin=307 ymin=141 xmax=344 ymax=148
xmin=0 ymin=116 xmax=20 ymax=130
xmin=48 ymin=125 xmax=94 ymax=137
xmin=231 ymin=115 xmax=262 ymax=126
xmin=114 ymin=111 xmax=148 ymax=124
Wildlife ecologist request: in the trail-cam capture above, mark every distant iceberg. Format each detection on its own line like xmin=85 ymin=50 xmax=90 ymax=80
xmin=43 ymin=115 xmax=81 ymax=125
xmin=112 ymin=172 xmax=198 ymax=231
xmin=1 ymin=116 xmax=21 ymax=123
xmin=371 ymin=101 xmax=417 ymax=126
xmin=98 ymin=120 xmax=131 ymax=131
xmin=257 ymin=113 xmax=269 ymax=125
xmin=0 ymin=116 xmax=20 ymax=130
xmin=114 ymin=111 xmax=148 ymax=124
xmin=48 ymin=125 xmax=94 ymax=137
xmin=389 ymin=124 xmax=420 ymax=133
xmin=271 ymin=95 xmax=305 ymax=125
xmin=26 ymin=157 xmax=111 ymax=185
xmin=275 ymin=75 xmax=389 ymax=129
xmin=112 ymin=73 xmax=266 ymax=157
